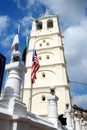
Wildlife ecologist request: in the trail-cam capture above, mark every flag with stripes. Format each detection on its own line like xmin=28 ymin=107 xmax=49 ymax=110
xmin=31 ymin=49 xmax=40 ymax=84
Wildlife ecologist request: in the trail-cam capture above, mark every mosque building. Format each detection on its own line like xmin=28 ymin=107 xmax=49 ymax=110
xmin=0 ymin=10 xmax=87 ymax=130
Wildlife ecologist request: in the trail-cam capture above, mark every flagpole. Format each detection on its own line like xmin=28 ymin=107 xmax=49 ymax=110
xmin=30 ymin=81 xmax=33 ymax=112
xmin=29 ymin=19 xmax=38 ymax=113
xmin=29 ymin=48 xmax=36 ymax=113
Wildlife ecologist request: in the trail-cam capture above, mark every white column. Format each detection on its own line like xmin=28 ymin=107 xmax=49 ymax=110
xmin=84 ymin=121 xmax=87 ymax=130
xmin=81 ymin=121 xmax=86 ymax=130
xmin=10 ymin=121 xmax=17 ymax=130
xmin=47 ymin=95 xmax=58 ymax=128
xmin=65 ymin=104 xmax=73 ymax=130
xmin=4 ymin=69 xmax=21 ymax=99
xmin=4 ymin=62 xmax=26 ymax=100
xmin=74 ymin=117 xmax=81 ymax=130
xmin=85 ymin=122 xmax=87 ymax=130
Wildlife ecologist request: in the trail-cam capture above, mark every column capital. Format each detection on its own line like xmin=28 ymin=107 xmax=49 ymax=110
xmin=74 ymin=117 xmax=80 ymax=121
xmin=47 ymin=95 xmax=58 ymax=101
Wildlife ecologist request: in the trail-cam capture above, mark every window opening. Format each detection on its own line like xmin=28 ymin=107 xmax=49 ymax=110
xmin=39 ymin=56 xmax=42 ymax=60
xmin=47 ymin=20 xmax=53 ymax=28
xmin=43 ymin=40 xmax=45 ymax=42
xmin=39 ymin=43 xmax=42 ymax=47
xmin=42 ymin=72 xmax=45 ymax=77
xmin=47 ymin=42 xmax=49 ymax=46
xmin=36 ymin=21 xmax=42 ymax=30
xmin=42 ymin=95 xmax=46 ymax=101
xmin=46 ymin=55 xmax=50 ymax=59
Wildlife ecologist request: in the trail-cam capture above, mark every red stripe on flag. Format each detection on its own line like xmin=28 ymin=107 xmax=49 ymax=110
xmin=31 ymin=50 xmax=40 ymax=84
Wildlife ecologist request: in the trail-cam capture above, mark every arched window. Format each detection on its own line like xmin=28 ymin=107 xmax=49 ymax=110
xmin=43 ymin=39 xmax=45 ymax=42
xmin=36 ymin=21 xmax=42 ymax=30
xmin=39 ymin=56 xmax=42 ymax=60
xmin=46 ymin=55 xmax=50 ymax=59
xmin=47 ymin=19 xmax=53 ymax=28
xmin=42 ymin=72 xmax=45 ymax=78
xmin=39 ymin=43 xmax=42 ymax=47
xmin=41 ymin=95 xmax=46 ymax=101
xmin=46 ymin=42 xmax=49 ymax=46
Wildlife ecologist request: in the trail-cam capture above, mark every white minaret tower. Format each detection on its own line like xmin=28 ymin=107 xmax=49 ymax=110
xmin=23 ymin=10 xmax=72 ymax=117
xmin=0 ymin=28 xmax=27 ymax=117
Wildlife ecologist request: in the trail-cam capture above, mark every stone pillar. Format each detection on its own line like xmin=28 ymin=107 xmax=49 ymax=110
xmin=85 ymin=122 xmax=87 ymax=130
xmin=47 ymin=95 xmax=58 ymax=128
xmin=47 ymin=86 xmax=58 ymax=128
xmin=65 ymin=104 xmax=73 ymax=130
xmin=74 ymin=117 xmax=81 ymax=130
xmin=4 ymin=61 xmax=26 ymax=99
xmin=81 ymin=120 xmax=86 ymax=130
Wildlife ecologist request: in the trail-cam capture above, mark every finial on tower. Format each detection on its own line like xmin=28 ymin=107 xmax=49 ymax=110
xmin=50 ymin=86 xmax=55 ymax=95
xmin=45 ymin=9 xmax=49 ymax=15
xmin=43 ymin=9 xmax=50 ymax=17
xmin=66 ymin=103 xmax=69 ymax=109
xmin=18 ymin=25 xmax=20 ymax=34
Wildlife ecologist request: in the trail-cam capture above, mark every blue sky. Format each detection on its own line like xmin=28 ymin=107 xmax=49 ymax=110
xmin=0 ymin=0 xmax=87 ymax=109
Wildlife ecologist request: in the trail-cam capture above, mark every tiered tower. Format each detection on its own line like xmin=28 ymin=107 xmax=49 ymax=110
xmin=0 ymin=30 xmax=27 ymax=117
xmin=23 ymin=11 xmax=72 ymax=117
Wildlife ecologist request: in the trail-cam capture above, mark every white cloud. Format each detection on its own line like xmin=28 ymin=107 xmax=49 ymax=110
xmin=63 ymin=19 xmax=87 ymax=82
xmin=20 ymin=16 xmax=31 ymax=27
xmin=1 ymin=34 xmax=14 ymax=48
xmin=22 ymin=28 xmax=31 ymax=36
xmin=72 ymin=94 xmax=87 ymax=109
xmin=0 ymin=16 xmax=10 ymax=35
xmin=14 ymin=0 xmax=87 ymax=26
xmin=39 ymin=0 xmax=87 ymax=26
xmin=27 ymin=0 xmax=36 ymax=8
xmin=0 ymin=15 xmax=12 ymax=50
xmin=19 ymin=16 xmax=32 ymax=36
xmin=14 ymin=0 xmax=26 ymax=10
xmin=14 ymin=0 xmax=35 ymax=10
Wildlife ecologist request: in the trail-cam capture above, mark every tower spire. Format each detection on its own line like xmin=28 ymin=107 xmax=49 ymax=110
xmin=11 ymin=27 xmax=19 ymax=51
xmin=0 ymin=26 xmax=27 ymax=116
xmin=11 ymin=26 xmax=21 ymax=62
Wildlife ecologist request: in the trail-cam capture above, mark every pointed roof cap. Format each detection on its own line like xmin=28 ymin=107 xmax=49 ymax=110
xmin=11 ymin=27 xmax=19 ymax=50
xmin=31 ymin=9 xmax=58 ymax=21
xmin=43 ymin=9 xmax=49 ymax=17
xmin=39 ymin=9 xmax=55 ymax=19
